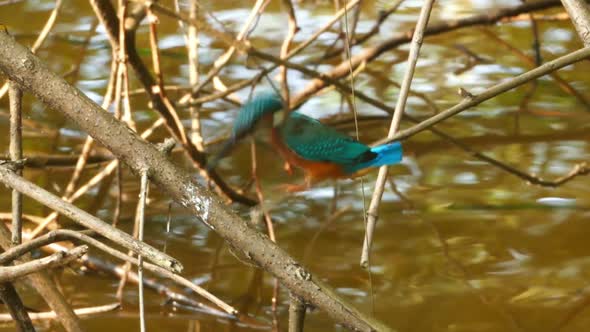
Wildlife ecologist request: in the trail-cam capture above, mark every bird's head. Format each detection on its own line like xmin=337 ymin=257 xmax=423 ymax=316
xmin=206 ymin=91 xmax=285 ymax=171
xmin=232 ymin=90 xmax=285 ymax=139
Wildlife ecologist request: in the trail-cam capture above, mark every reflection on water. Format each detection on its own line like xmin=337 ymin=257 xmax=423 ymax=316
xmin=1 ymin=0 xmax=590 ymax=331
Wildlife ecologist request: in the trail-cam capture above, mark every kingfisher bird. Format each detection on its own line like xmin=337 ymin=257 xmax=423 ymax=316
xmin=209 ymin=91 xmax=403 ymax=191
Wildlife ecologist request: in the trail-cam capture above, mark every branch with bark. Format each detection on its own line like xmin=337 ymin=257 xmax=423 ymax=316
xmin=0 ymin=29 xmax=392 ymax=332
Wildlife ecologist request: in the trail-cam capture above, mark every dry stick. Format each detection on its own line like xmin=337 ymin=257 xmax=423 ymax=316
xmin=480 ymin=28 xmax=590 ymax=111
xmin=0 ymin=246 xmax=87 ymax=283
xmin=8 ymin=82 xmax=23 ymax=245
xmin=378 ymin=46 xmax=590 ymax=145
xmin=0 ymin=282 xmax=36 ymax=332
xmin=4 ymin=83 xmax=31 ymax=330
xmin=187 ymin=0 xmax=267 ymax=98
xmin=0 ymin=303 xmax=121 ymax=322
xmin=337 ymin=0 xmax=376 ymax=311
xmin=180 ymin=0 xmax=205 ymax=150
xmin=560 ymin=0 xmax=590 ymax=47
xmin=0 ymin=166 xmax=182 ymax=273
xmin=0 ymin=228 xmax=237 ymax=315
xmin=146 ymin=5 xmax=186 ymax=145
xmin=5 ymin=81 xmax=34 ymax=332
xmin=0 ymin=0 xmax=63 ymax=100
xmin=0 ymin=31 xmax=391 ymax=332
xmin=507 ymin=12 xmax=571 ymax=22
xmin=278 ymin=2 xmax=299 ymax=325
xmin=360 ymin=0 xmax=435 ymax=268
xmin=0 ymin=222 xmax=84 ymax=332
xmin=137 ymin=171 xmax=148 ymax=332
xmin=515 ymin=7 xmax=541 ymax=116
xmin=116 ymin=0 xmax=136 ymax=130
xmin=0 ymin=155 xmax=113 ymax=168
xmin=249 ymin=141 xmax=280 ymax=328
xmin=288 ymin=294 xmax=306 ymax=332
xmin=32 ymin=61 xmax=152 ymax=238
xmin=64 ymin=59 xmax=117 ymax=199
xmin=279 ymin=0 xmax=298 ymax=108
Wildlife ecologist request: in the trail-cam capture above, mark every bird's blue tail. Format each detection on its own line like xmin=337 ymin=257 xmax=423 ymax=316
xmin=349 ymin=142 xmax=403 ymax=173
xmin=370 ymin=142 xmax=403 ymax=166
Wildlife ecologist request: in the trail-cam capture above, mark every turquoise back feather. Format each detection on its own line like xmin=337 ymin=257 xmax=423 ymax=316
xmin=279 ymin=112 xmax=403 ymax=174
xmin=278 ymin=112 xmax=376 ymax=173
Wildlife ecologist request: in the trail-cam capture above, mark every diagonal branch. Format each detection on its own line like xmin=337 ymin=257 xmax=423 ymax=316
xmin=0 ymin=29 xmax=392 ymax=332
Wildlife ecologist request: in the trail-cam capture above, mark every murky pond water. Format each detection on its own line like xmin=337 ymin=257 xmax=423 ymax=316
xmin=1 ymin=0 xmax=590 ymax=331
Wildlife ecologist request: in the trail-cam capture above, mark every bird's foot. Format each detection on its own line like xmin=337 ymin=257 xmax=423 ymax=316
xmin=283 ymin=161 xmax=294 ymax=175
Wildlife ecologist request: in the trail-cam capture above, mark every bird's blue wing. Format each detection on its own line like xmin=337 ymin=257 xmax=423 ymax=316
xmin=279 ymin=112 xmax=375 ymax=165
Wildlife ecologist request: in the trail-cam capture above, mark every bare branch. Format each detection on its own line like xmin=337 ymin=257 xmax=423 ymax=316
xmin=361 ymin=0 xmax=435 ymax=267
xmin=0 ymin=165 xmax=182 ymax=273
xmin=0 ymin=246 xmax=87 ymax=283
xmin=0 ymin=303 xmax=121 ymax=322
xmin=560 ymin=0 xmax=590 ymax=46
xmin=0 ymin=29 xmax=392 ymax=332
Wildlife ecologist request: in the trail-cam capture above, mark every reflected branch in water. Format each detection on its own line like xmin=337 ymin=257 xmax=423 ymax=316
xmin=480 ymin=28 xmax=590 ymax=112
xmin=425 ymin=220 xmax=526 ymax=332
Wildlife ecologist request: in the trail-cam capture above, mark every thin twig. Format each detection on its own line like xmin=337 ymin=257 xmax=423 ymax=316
xmin=137 ymin=171 xmax=148 ymax=332
xmin=187 ymin=0 xmax=267 ymax=97
xmin=0 ymin=283 xmax=36 ymax=332
xmin=323 ymin=0 xmax=404 ymax=59
xmin=249 ymin=141 xmax=280 ymax=328
xmin=279 ymin=0 xmax=299 ymax=108
xmin=0 ymin=303 xmax=121 ymax=321
xmin=361 ymin=0 xmax=435 ymax=267
xmin=182 ymin=0 xmax=205 ymax=150
xmin=480 ymin=28 xmax=590 ymax=111
xmin=0 ymin=227 xmax=238 ymax=315
xmin=0 ymin=246 xmax=87 ymax=283
xmin=8 ymin=81 xmax=22 ymax=245
xmin=0 ymin=164 xmax=182 ymax=273
xmin=377 ymin=46 xmax=590 ymax=145
xmin=288 ymin=294 xmax=306 ymax=332
xmin=0 ymin=223 xmax=83 ymax=332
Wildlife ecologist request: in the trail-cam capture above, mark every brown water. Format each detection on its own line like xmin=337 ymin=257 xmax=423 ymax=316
xmin=1 ymin=0 xmax=590 ymax=331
